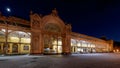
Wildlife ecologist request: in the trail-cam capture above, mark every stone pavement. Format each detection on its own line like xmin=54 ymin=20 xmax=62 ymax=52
xmin=0 ymin=53 xmax=120 ymax=68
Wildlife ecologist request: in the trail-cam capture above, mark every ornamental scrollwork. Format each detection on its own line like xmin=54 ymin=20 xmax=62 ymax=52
xmin=32 ymin=19 xmax=40 ymax=27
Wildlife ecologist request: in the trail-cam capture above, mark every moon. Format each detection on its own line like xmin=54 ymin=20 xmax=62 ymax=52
xmin=6 ymin=8 xmax=11 ymax=12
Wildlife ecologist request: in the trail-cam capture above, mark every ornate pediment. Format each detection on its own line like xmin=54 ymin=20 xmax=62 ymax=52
xmin=51 ymin=8 xmax=58 ymax=17
xmin=32 ymin=19 xmax=40 ymax=27
xmin=44 ymin=23 xmax=61 ymax=32
xmin=30 ymin=13 xmax=41 ymax=28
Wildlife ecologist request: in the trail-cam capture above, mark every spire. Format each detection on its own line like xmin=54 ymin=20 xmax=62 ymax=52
xmin=30 ymin=11 xmax=33 ymax=15
xmin=0 ymin=12 xmax=2 ymax=16
xmin=51 ymin=8 xmax=58 ymax=16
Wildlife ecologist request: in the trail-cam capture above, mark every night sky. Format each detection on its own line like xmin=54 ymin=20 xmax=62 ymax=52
xmin=0 ymin=0 xmax=120 ymax=41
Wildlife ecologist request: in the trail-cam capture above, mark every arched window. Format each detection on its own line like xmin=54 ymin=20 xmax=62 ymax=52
xmin=44 ymin=23 xmax=61 ymax=32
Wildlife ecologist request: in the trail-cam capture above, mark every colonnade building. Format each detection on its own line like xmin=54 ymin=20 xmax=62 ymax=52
xmin=0 ymin=9 xmax=113 ymax=55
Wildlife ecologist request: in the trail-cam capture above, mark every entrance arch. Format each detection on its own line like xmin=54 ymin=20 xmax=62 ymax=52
xmin=30 ymin=11 xmax=71 ymax=55
xmin=43 ymin=23 xmax=62 ymax=54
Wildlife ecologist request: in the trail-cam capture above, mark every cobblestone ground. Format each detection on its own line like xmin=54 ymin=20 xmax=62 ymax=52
xmin=0 ymin=53 xmax=120 ymax=68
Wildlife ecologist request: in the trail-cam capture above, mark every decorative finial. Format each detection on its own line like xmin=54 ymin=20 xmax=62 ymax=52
xmin=0 ymin=12 xmax=2 ymax=16
xmin=51 ymin=8 xmax=58 ymax=16
xmin=39 ymin=14 xmax=42 ymax=17
xmin=30 ymin=11 xmax=33 ymax=15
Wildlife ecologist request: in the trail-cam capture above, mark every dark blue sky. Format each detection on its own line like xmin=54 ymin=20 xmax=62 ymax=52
xmin=0 ymin=0 xmax=120 ymax=41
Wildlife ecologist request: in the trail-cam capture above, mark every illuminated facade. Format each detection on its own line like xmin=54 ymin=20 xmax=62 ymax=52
xmin=0 ymin=9 xmax=113 ymax=55
xmin=0 ymin=13 xmax=31 ymax=54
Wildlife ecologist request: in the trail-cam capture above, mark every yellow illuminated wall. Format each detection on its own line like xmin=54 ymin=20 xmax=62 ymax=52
xmin=2 ymin=31 xmax=31 ymax=54
xmin=20 ymin=44 xmax=30 ymax=54
xmin=21 ymin=38 xmax=31 ymax=43
xmin=8 ymin=37 xmax=19 ymax=42
xmin=0 ymin=36 xmax=5 ymax=42
xmin=82 ymin=43 xmax=87 ymax=47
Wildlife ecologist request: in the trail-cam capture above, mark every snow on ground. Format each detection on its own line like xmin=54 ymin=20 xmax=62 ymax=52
xmin=0 ymin=53 xmax=120 ymax=68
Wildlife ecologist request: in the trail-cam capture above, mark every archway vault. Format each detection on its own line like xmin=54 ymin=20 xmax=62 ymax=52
xmin=41 ymin=15 xmax=65 ymax=32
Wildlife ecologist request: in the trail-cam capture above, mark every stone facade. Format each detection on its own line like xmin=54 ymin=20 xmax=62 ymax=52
xmin=0 ymin=13 xmax=31 ymax=54
xmin=0 ymin=9 xmax=113 ymax=55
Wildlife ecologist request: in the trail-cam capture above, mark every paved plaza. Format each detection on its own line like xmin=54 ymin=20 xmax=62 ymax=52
xmin=0 ymin=53 xmax=120 ymax=68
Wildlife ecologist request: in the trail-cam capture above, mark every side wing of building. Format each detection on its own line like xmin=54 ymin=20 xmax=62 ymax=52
xmin=0 ymin=15 xmax=31 ymax=55
xmin=71 ymin=32 xmax=113 ymax=53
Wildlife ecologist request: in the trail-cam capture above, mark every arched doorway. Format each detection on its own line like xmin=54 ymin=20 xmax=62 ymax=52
xmin=43 ymin=23 xmax=62 ymax=54
xmin=12 ymin=43 xmax=18 ymax=53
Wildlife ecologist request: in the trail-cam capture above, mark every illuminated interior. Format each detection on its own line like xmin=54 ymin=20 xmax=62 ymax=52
xmin=43 ymin=23 xmax=62 ymax=54
xmin=44 ymin=35 xmax=62 ymax=54
xmin=71 ymin=39 xmax=108 ymax=53
xmin=0 ymin=29 xmax=31 ymax=54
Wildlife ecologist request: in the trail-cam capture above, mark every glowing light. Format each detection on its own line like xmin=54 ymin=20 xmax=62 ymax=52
xmin=58 ymin=41 xmax=62 ymax=45
xmin=113 ymin=50 xmax=115 ymax=52
xmin=87 ymin=44 xmax=91 ymax=47
xmin=82 ymin=41 xmax=86 ymax=43
xmin=82 ymin=43 xmax=87 ymax=47
xmin=117 ymin=49 xmax=119 ymax=52
xmin=28 ymin=32 xmax=31 ymax=35
xmin=53 ymin=41 xmax=57 ymax=45
xmin=77 ymin=43 xmax=81 ymax=46
xmin=1 ymin=29 xmax=6 ymax=32
xmin=19 ymin=31 xmax=24 ymax=34
xmin=6 ymin=8 xmax=11 ymax=12
xmin=8 ymin=30 xmax=12 ymax=32
xmin=77 ymin=48 xmax=80 ymax=51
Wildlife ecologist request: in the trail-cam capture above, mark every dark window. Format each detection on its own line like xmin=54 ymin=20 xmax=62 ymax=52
xmin=0 ymin=20 xmax=5 ymax=24
xmin=23 ymin=45 xmax=29 ymax=50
